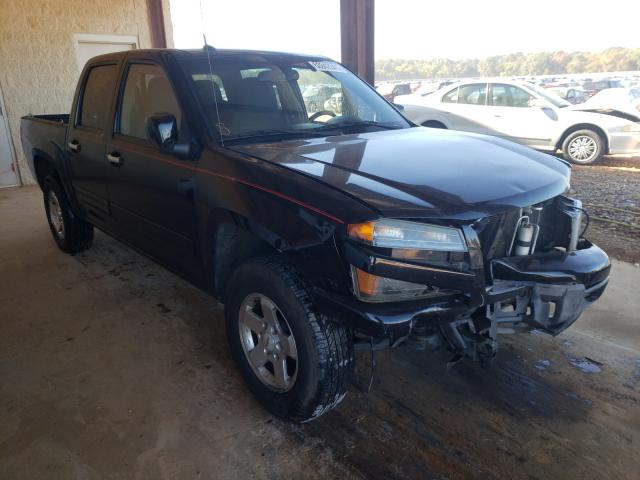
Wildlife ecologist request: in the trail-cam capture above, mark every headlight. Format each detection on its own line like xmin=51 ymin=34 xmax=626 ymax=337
xmin=347 ymin=219 xmax=467 ymax=252
xmin=622 ymin=123 xmax=640 ymax=133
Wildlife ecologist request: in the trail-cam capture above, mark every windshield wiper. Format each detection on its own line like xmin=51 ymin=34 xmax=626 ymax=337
xmin=315 ymin=120 xmax=405 ymax=132
xmin=224 ymin=129 xmax=328 ymax=144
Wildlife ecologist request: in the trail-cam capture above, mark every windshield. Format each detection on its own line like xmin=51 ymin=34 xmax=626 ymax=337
xmin=526 ymin=83 xmax=571 ymax=108
xmin=180 ymin=54 xmax=410 ymax=142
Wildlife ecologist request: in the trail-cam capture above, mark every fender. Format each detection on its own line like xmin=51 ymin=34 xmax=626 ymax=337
xmin=198 ymin=200 xmax=344 ymax=298
xmin=32 ymin=145 xmax=84 ymax=217
xmin=189 ymin=144 xmax=381 ymax=299
xmin=555 ymin=122 xmax=610 ymax=152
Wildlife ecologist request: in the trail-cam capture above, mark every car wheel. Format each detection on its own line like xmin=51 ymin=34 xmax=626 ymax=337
xmin=561 ymin=129 xmax=604 ymax=164
xmin=225 ymin=256 xmax=353 ymax=422
xmin=43 ymin=175 xmax=93 ymax=253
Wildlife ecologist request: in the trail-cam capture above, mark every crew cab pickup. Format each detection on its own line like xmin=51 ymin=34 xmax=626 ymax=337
xmin=21 ymin=48 xmax=611 ymax=422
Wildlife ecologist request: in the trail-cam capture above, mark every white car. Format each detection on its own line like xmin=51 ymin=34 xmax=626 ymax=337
xmin=396 ymin=79 xmax=640 ymax=164
xmin=573 ymin=87 xmax=640 ymax=121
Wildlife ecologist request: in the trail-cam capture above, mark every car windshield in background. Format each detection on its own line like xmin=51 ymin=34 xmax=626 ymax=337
xmin=180 ymin=54 xmax=410 ymax=142
xmin=526 ymin=83 xmax=571 ymax=108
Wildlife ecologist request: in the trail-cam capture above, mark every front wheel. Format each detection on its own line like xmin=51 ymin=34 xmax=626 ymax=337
xmin=43 ymin=175 xmax=93 ymax=253
xmin=561 ymin=129 xmax=604 ymax=164
xmin=225 ymin=256 xmax=353 ymax=422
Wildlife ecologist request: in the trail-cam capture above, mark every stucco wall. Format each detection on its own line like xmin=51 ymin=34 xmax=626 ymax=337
xmin=0 ymin=0 xmax=174 ymax=185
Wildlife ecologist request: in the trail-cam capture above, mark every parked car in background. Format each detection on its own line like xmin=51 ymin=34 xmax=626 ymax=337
xmin=302 ymin=84 xmax=340 ymax=112
xmin=582 ymin=78 xmax=622 ymax=98
xmin=376 ymin=82 xmax=411 ymax=102
xmin=395 ymin=80 xmax=456 ymax=105
xmin=573 ymin=87 xmax=640 ymax=121
xmin=549 ymin=86 xmax=587 ymax=105
xmin=395 ymin=79 xmax=640 ymax=164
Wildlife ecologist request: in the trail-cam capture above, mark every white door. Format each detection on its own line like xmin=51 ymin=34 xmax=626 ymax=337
xmin=74 ymin=34 xmax=138 ymax=71
xmin=437 ymin=83 xmax=489 ymax=134
xmin=483 ymin=83 xmax=556 ymax=149
xmin=0 ymin=95 xmax=18 ymax=187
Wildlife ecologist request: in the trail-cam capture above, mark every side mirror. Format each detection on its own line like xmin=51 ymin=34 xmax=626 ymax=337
xmin=146 ymin=113 xmax=194 ymax=159
xmin=528 ymin=97 xmax=548 ymax=109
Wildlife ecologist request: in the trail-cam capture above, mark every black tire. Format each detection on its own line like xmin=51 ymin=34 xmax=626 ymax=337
xmin=43 ymin=175 xmax=93 ymax=253
xmin=422 ymin=120 xmax=447 ymax=129
xmin=225 ymin=256 xmax=353 ymax=422
xmin=561 ymin=129 xmax=604 ymax=165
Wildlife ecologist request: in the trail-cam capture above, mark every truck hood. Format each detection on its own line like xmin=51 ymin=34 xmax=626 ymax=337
xmin=567 ymin=104 xmax=640 ymax=123
xmin=229 ymin=128 xmax=571 ymax=220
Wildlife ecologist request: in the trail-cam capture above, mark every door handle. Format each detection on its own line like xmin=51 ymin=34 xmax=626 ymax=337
xmin=68 ymin=140 xmax=81 ymax=153
xmin=106 ymin=151 xmax=123 ymax=166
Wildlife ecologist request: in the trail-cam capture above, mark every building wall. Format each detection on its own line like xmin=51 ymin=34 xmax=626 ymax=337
xmin=0 ymin=0 xmax=174 ymax=185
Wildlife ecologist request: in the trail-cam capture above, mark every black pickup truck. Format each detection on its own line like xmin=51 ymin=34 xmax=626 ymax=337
xmin=21 ymin=48 xmax=610 ymax=422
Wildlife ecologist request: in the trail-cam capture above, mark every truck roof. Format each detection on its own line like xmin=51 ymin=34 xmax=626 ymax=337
xmin=85 ymin=48 xmax=331 ymax=65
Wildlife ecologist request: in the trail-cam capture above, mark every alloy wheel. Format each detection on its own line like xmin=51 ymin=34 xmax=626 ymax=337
xmin=238 ymin=293 xmax=298 ymax=392
xmin=568 ymin=135 xmax=597 ymax=162
xmin=47 ymin=190 xmax=65 ymax=240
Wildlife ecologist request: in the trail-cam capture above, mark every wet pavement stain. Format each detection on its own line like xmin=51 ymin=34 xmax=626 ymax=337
xmin=569 ymin=357 xmax=603 ymax=374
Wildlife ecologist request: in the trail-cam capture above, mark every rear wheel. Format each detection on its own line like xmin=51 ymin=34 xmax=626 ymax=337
xmin=561 ymin=129 xmax=604 ymax=164
xmin=43 ymin=175 xmax=93 ymax=253
xmin=225 ymin=256 xmax=353 ymax=422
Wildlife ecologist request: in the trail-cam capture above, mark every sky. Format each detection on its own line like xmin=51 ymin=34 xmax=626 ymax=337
xmin=169 ymin=0 xmax=640 ymax=61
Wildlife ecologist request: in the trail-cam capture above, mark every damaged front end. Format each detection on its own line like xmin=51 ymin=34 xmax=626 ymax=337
xmin=314 ymin=195 xmax=611 ymax=364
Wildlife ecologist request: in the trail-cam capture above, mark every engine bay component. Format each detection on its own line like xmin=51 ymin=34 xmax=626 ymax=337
xmin=556 ymin=196 xmax=584 ymax=251
xmin=508 ymin=205 xmax=543 ymax=256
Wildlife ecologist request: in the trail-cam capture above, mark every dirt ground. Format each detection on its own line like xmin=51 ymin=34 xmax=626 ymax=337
xmin=571 ymin=156 xmax=640 ymax=264
xmin=1 ymin=186 xmax=639 ymax=480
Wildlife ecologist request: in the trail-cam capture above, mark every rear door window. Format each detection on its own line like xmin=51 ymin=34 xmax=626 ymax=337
xmin=457 ymin=84 xmax=487 ymax=105
xmin=442 ymin=87 xmax=459 ymax=103
xmin=79 ymin=65 xmax=118 ymax=129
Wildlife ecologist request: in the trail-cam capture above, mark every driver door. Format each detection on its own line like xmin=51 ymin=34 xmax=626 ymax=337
xmin=105 ymin=59 xmax=201 ymax=278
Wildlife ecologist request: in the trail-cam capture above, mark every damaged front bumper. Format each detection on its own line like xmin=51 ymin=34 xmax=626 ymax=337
xmin=487 ymin=240 xmax=609 ymax=335
xmin=314 ymin=239 xmax=610 ymax=357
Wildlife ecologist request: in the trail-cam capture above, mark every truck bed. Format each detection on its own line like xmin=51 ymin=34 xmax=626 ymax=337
xmin=20 ymin=114 xmax=69 ymax=185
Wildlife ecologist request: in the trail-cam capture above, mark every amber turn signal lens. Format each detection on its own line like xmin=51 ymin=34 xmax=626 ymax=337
xmin=351 ymin=266 xmax=441 ymax=302
xmin=354 ymin=267 xmax=380 ymax=296
xmin=347 ymin=221 xmax=375 ymax=244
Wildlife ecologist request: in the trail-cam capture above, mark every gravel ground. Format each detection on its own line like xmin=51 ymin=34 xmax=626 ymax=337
xmin=570 ymin=156 xmax=640 ymax=264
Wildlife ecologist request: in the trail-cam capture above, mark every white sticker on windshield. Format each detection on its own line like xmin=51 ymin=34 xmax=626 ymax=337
xmin=308 ymin=61 xmax=346 ymax=73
